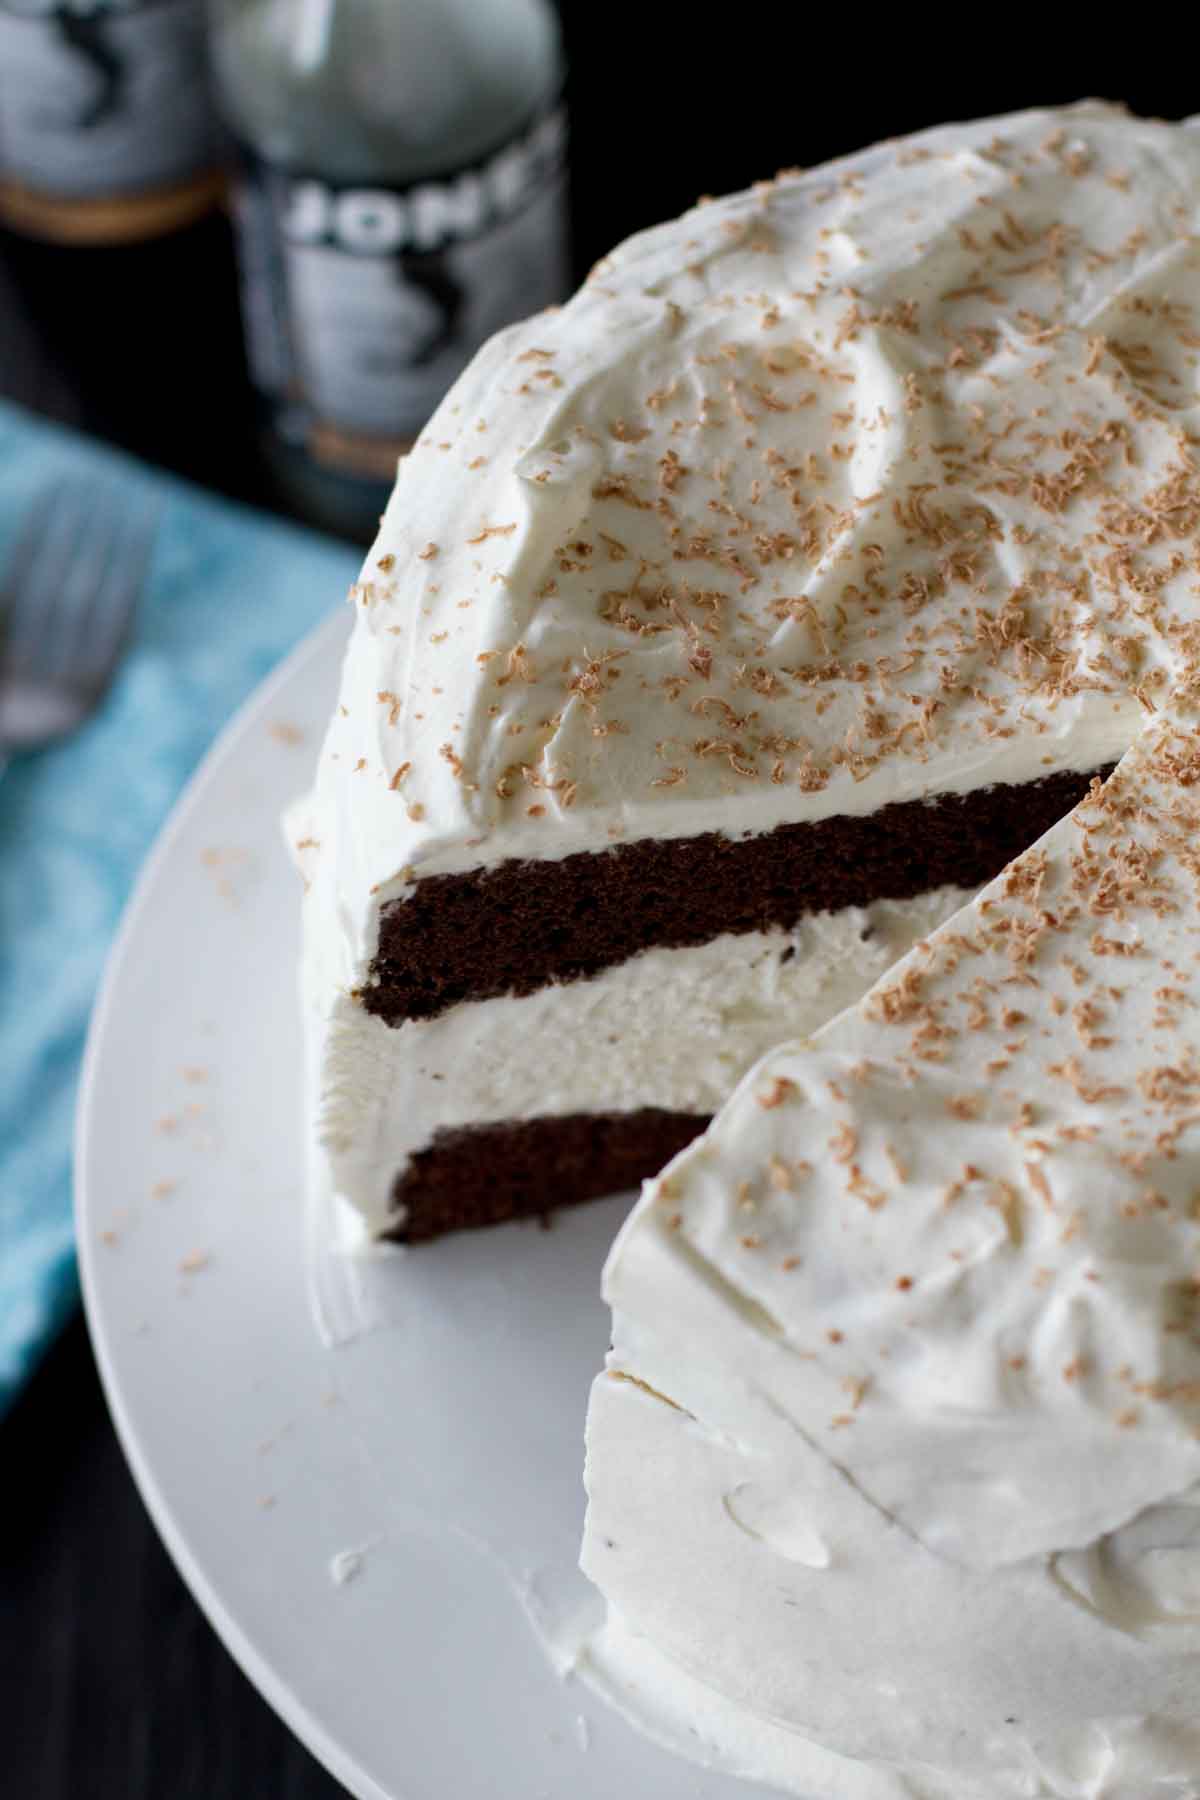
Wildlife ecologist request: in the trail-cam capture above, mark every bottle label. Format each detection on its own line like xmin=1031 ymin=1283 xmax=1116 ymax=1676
xmin=0 ymin=0 xmax=223 ymax=243
xmin=231 ymin=104 xmax=570 ymax=481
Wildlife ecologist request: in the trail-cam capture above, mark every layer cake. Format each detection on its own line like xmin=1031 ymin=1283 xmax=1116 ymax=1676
xmin=294 ymin=100 xmax=1152 ymax=1242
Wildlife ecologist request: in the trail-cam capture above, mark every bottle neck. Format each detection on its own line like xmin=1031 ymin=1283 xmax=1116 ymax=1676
xmin=207 ymin=0 xmax=563 ymax=185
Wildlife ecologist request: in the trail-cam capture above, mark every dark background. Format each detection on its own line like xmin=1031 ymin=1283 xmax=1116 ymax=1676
xmin=3 ymin=14 xmax=1196 ymax=1797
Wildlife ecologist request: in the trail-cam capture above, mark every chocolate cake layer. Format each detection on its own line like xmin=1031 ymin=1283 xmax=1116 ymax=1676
xmin=366 ymin=764 xmax=1114 ymax=1025
xmin=389 ymin=1109 xmax=707 ymax=1243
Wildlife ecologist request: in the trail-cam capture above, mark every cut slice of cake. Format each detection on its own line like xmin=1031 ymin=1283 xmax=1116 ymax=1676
xmin=295 ymin=99 xmax=1178 ymax=1242
xmin=583 ymin=684 xmax=1200 ymax=1798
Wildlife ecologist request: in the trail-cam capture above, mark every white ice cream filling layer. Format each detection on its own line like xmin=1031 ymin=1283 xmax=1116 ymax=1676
xmin=310 ymin=886 xmax=971 ymax=1234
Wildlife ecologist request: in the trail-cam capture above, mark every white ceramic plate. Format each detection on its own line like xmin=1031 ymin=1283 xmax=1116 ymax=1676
xmin=76 ymin=610 xmax=761 ymax=1800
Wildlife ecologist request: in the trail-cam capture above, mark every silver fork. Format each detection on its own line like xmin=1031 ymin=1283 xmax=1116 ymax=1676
xmin=0 ymin=477 xmax=160 ymax=764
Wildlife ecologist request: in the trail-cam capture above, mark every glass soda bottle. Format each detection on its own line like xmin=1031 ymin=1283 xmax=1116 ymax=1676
xmin=0 ymin=0 xmax=224 ymax=243
xmin=207 ymin=0 xmax=570 ymax=540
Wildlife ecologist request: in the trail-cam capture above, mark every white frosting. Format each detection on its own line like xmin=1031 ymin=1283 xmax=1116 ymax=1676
xmin=310 ymin=888 xmax=968 ymax=1233
xmin=580 ymin=1610 xmax=935 ymax=1800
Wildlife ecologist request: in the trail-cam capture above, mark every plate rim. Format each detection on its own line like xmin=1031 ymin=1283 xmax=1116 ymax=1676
xmin=73 ymin=606 xmax=386 ymax=1800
